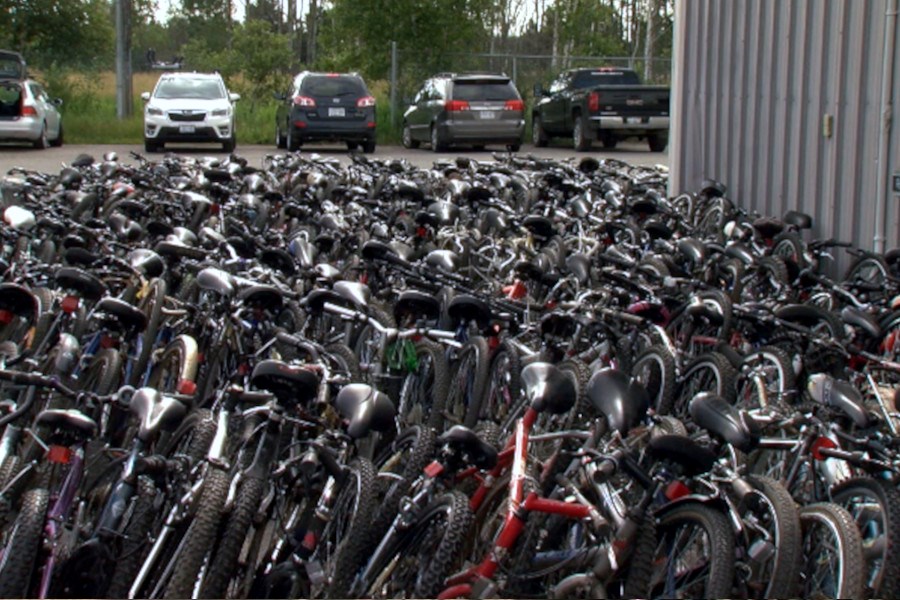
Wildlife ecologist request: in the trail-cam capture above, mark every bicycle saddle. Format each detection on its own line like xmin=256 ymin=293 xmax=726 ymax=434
xmin=426 ymin=200 xmax=459 ymax=226
xmin=689 ymin=393 xmax=760 ymax=453
xmin=197 ymin=267 xmax=236 ymax=299
xmin=684 ymin=296 xmax=725 ymax=326
xmin=333 ymin=280 xmax=371 ymax=310
xmin=239 ymin=285 xmax=284 ymax=312
xmin=63 ymin=246 xmax=100 ymax=267
xmin=522 ymin=215 xmax=555 ymax=240
xmin=94 ymin=297 xmax=148 ymax=333
xmin=647 ymin=434 xmax=717 ymax=476
xmin=677 ymin=238 xmax=705 ymax=265
xmin=425 ymin=249 xmax=460 ymax=273
xmin=361 ymin=239 xmax=398 ymax=262
xmin=840 ymin=306 xmax=881 ymax=339
xmin=335 ymin=383 xmax=395 ymax=439
xmin=724 ymin=242 xmax=755 ymax=265
xmin=127 ymin=249 xmax=164 ymax=279
xmin=587 ymin=368 xmax=650 ymax=435
xmin=522 ymin=362 xmax=576 ymax=415
xmin=447 ymin=295 xmax=491 ymax=329
xmin=783 ymin=210 xmax=812 ymax=230
xmin=0 ymin=283 xmax=37 ymax=318
xmin=251 ymin=359 xmax=320 ymax=406
xmin=55 ymin=266 xmax=107 ymax=301
xmin=751 ymin=216 xmax=784 ymax=238
xmin=36 ymin=408 xmax=98 ymax=439
xmin=130 ymin=388 xmax=187 ymax=442
xmin=394 ymin=290 xmax=441 ymax=323
xmin=438 ymin=425 xmax=498 ymax=470
xmin=565 ymin=253 xmax=591 ymax=284
xmin=807 ymin=373 xmax=870 ymax=429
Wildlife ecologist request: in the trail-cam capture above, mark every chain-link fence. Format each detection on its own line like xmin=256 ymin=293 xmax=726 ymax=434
xmin=387 ymin=49 xmax=672 ymax=128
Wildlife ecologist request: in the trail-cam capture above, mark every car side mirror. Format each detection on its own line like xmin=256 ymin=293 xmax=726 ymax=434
xmin=229 ymin=92 xmax=241 ymax=102
xmin=51 ymin=98 xmax=63 ymax=107
xmin=140 ymin=92 xmax=150 ymax=102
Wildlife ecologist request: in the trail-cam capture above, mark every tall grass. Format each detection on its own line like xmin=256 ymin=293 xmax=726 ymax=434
xmin=44 ymin=70 xmax=402 ymax=145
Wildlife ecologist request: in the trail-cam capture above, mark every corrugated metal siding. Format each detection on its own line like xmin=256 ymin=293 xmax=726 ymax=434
xmin=671 ymin=0 xmax=900 ymax=271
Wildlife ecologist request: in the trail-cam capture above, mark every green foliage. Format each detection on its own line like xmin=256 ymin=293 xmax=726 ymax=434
xmin=0 ymin=0 xmax=114 ymax=69
xmin=228 ymin=20 xmax=291 ymax=105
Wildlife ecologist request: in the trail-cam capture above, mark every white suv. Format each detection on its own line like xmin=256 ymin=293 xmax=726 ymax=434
xmin=141 ymin=72 xmax=239 ymax=153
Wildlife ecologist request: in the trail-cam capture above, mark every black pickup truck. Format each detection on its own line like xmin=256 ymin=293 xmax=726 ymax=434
xmin=532 ymin=67 xmax=670 ymax=152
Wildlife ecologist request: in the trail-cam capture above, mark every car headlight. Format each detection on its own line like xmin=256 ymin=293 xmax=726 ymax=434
xmin=147 ymin=106 xmax=163 ymax=116
xmin=211 ymin=108 xmax=230 ymax=117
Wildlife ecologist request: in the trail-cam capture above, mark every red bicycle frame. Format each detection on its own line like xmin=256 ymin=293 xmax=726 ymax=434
xmin=439 ymin=408 xmax=593 ymax=599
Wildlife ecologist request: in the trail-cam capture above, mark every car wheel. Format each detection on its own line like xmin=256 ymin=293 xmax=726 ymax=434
xmin=222 ymin=136 xmax=236 ymax=153
xmin=648 ymin=134 xmax=668 ymax=152
xmin=402 ymin=122 xmax=419 ymax=149
xmin=362 ymin=140 xmax=376 ymax=154
xmin=144 ymin=139 xmax=159 ymax=153
xmin=346 ymin=141 xmax=359 ymax=151
xmin=431 ymin=124 xmax=447 ymax=152
xmin=50 ymin=122 xmax=63 ymax=147
xmin=276 ymin=124 xmax=286 ymax=149
xmin=601 ymin=134 xmax=617 ymax=149
xmin=532 ymin=115 xmax=549 ymax=147
xmin=33 ymin=122 xmax=49 ymax=149
xmin=472 ymin=144 xmax=486 ymax=151
xmin=287 ymin=127 xmax=300 ymax=152
xmin=506 ymin=143 xmax=521 ymax=152
xmin=573 ymin=113 xmax=591 ymax=151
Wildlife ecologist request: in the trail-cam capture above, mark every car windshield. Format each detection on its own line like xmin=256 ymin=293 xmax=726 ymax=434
xmin=452 ymin=80 xmax=518 ymax=102
xmin=571 ymin=70 xmax=641 ymax=89
xmin=301 ymin=76 xmax=366 ymax=97
xmin=0 ymin=53 xmax=24 ymax=80
xmin=154 ymin=78 xmax=224 ymax=100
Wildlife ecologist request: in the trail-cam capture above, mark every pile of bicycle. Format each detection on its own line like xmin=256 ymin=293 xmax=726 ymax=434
xmin=1 ymin=148 xmax=900 ymax=599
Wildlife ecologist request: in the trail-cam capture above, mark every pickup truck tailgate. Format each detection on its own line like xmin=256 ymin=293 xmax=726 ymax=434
xmin=593 ymin=85 xmax=669 ymax=116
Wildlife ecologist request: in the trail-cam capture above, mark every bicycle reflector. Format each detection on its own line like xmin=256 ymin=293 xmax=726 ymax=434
xmin=0 ymin=309 xmax=13 ymax=325
xmin=60 ymin=295 xmax=80 ymax=314
xmin=47 ymin=445 xmax=73 ymax=464
xmin=664 ymin=480 xmax=691 ymax=500
xmin=177 ymin=379 xmax=197 ymax=396
xmin=811 ymin=436 xmax=838 ymax=460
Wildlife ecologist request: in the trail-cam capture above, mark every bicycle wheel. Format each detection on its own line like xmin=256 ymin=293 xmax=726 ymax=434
xmin=671 ymin=352 xmax=738 ymax=418
xmin=737 ymin=475 xmax=802 ymax=599
xmin=650 ymin=502 xmax=735 ymax=599
xmin=0 ymin=486 xmax=49 ymax=598
xmin=200 ymin=474 xmax=267 ymax=599
xmin=104 ymin=477 xmax=159 ymax=599
xmin=798 ymin=502 xmax=865 ymax=600
xmin=364 ymin=491 xmax=473 ymax=599
xmin=396 ymin=339 xmax=450 ymax=431
xmin=162 ymin=466 xmax=230 ymax=599
xmin=735 ymin=345 xmax=797 ymax=413
xmin=479 ymin=340 xmax=521 ymax=429
xmin=144 ymin=335 xmax=199 ymax=395
xmin=129 ymin=277 xmax=166 ymax=387
xmin=317 ymin=457 xmax=377 ymax=599
xmin=831 ymin=477 xmax=900 ymax=599
xmin=445 ymin=336 xmax=490 ymax=428
xmin=630 ymin=344 xmax=678 ymax=415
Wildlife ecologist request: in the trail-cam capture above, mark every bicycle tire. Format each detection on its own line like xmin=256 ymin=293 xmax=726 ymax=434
xmin=129 ymin=277 xmax=166 ymax=387
xmin=104 ymin=477 xmax=159 ymax=599
xmin=739 ymin=475 xmax=802 ymax=599
xmin=735 ymin=345 xmax=797 ymax=413
xmin=324 ymin=342 xmax=362 ymax=383
xmin=145 ymin=334 xmax=199 ymax=395
xmin=396 ymin=339 xmax=449 ymax=431
xmin=445 ymin=336 xmax=491 ymax=429
xmin=831 ymin=476 xmax=900 ymax=599
xmin=200 ymin=474 xmax=267 ymax=599
xmin=479 ymin=340 xmax=521 ymax=427
xmin=630 ymin=344 xmax=678 ymax=415
xmin=364 ymin=491 xmax=473 ymax=599
xmin=319 ymin=457 xmax=377 ymax=599
xmin=162 ymin=466 xmax=230 ymax=599
xmin=650 ymin=502 xmax=735 ymax=599
xmin=0 ymin=486 xmax=50 ymax=598
xmin=671 ymin=351 xmax=738 ymax=418
xmin=798 ymin=502 xmax=865 ymax=600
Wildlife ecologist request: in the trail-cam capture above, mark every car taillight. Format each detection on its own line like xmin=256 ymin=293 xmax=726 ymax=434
xmin=588 ymin=92 xmax=600 ymax=112
xmin=293 ymin=96 xmax=316 ymax=107
xmin=21 ymin=105 xmax=37 ymax=117
xmin=504 ymin=99 xmax=525 ymax=111
xmin=445 ymin=100 xmax=470 ymax=112
xmin=357 ymin=96 xmax=376 ymax=107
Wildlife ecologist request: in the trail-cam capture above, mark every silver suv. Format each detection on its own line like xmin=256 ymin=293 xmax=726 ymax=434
xmin=402 ymin=73 xmax=524 ymax=152
xmin=141 ymin=72 xmax=240 ymax=153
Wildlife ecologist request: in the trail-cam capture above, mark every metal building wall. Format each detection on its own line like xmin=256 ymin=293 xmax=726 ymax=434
xmin=670 ymin=0 xmax=900 ymax=264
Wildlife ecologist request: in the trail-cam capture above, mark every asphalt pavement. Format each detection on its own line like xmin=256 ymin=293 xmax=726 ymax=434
xmin=0 ymin=141 xmax=667 ymax=174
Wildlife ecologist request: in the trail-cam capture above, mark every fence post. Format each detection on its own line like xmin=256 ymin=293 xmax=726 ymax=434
xmin=390 ymin=41 xmax=398 ymax=129
xmin=512 ymin=56 xmax=517 ymax=84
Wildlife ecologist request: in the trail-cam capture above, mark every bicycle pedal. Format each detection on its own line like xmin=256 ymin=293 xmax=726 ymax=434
xmin=471 ymin=575 xmax=498 ymax=599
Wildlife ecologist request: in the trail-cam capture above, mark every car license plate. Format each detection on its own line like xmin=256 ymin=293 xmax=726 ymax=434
xmin=626 ymin=117 xmax=642 ymax=124
xmin=179 ymin=125 xmax=195 ymax=133
xmin=328 ymin=107 xmax=345 ymax=117
xmin=479 ymin=111 xmax=496 ymax=119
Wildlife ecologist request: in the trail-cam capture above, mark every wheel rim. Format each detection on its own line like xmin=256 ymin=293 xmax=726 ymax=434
xmin=402 ymin=125 xmax=411 ymax=147
xmin=574 ymin=119 xmax=582 ymax=146
xmin=654 ymin=518 xmax=717 ymax=597
xmin=532 ymin=119 xmax=541 ymax=144
xmin=832 ymin=487 xmax=887 ymax=592
xmin=801 ymin=513 xmax=846 ymax=598
xmin=431 ymin=126 xmax=438 ymax=150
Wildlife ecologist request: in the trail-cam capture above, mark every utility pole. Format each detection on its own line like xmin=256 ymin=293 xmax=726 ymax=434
xmin=115 ymin=0 xmax=132 ymax=118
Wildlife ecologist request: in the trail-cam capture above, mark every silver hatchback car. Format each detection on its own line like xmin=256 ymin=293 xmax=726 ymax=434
xmin=0 ymin=50 xmax=63 ymax=149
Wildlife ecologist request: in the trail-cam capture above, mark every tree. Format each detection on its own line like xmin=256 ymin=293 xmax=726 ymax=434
xmin=0 ymin=0 xmax=114 ymax=69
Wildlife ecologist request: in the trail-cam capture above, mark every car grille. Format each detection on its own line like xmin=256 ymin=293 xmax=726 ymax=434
xmin=168 ymin=111 xmax=206 ymax=122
